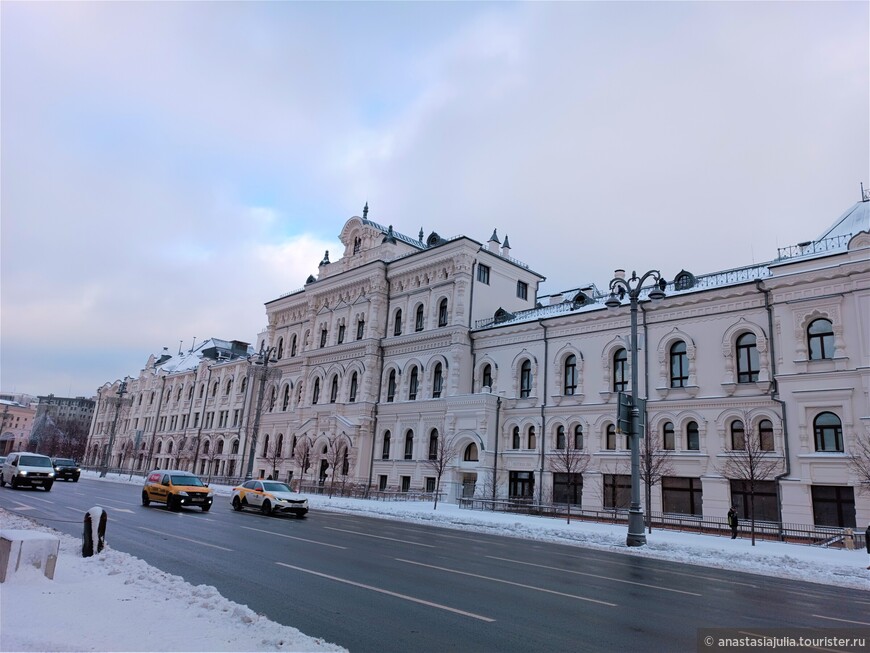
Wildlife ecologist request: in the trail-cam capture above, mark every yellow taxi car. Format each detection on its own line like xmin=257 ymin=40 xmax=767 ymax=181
xmin=231 ymin=479 xmax=308 ymax=517
xmin=141 ymin=469 xmax=214 ymax=512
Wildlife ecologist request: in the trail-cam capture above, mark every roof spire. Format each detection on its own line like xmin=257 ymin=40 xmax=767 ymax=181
xmin=862 ymin=183 xmax=869 ymax=203
xmin=363 ymin=202 xmax=369 ymax=219
xmin=419 ymin=227 xmax=424 ymax=242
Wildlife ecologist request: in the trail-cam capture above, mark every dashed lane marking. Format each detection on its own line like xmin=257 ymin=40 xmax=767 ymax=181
xmin=323 ymin=526 xmax=435 ymax=547
xmin=137 ymin=526 xmax=233 ymax=551
xmin=240 ymin=525 xmax=346 ymax=549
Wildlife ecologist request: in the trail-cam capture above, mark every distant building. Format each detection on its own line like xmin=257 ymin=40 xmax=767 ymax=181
xmin=0 ymin=400 xmax=37 ymax=455
xmin=85 ymin=194 xmax=870 ymax=528
xmin=29 ymin=395 xmax=96 ymax=458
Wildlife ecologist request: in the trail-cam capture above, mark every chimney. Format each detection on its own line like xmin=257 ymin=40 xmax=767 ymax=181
xmin=487 ymin=229 xmax=501 ymax=253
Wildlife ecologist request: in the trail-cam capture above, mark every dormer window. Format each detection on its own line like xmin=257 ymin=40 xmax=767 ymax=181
xmin=353 ymin=237 xmax=361 ymax=254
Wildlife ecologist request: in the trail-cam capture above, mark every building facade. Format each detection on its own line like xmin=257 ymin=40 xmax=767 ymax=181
xmin=0 ymin=399 xmax=37 ymax=456
xmin=85 ymin=197 xmax=870 ymax=528
xmin=29 ymin=395 xmax=96 ymax=458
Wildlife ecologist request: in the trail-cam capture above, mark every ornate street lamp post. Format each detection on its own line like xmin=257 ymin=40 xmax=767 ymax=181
xmin=100 ymin=378 xmax=131 ymax=478
xmin=606 ymin=269 xmax=667 ymax=547
xmin=244 ymin=345 xmax=281 ymax=482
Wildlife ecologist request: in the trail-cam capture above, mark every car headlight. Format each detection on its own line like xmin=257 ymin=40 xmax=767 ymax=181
xmin=177 ymin=491 xmax=189 ymax=497
xmin=207 ymin=489 xmax=215 ymax=496
xmin=18 ymin=470 xmax=27 ymax=476
xmin=76 ymin=468 xmax=81 ymax=472
xmin=48 ymin=472 xmax=54 ymax=477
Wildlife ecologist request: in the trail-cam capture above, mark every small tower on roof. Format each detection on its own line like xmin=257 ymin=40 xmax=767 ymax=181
xmin=488 ymin=229 xmax=501 ymax=253
xmin=501 ymin=234 xmax=511 ymax=257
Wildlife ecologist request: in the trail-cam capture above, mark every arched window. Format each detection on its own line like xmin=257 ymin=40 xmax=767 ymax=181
xmin=212 ymin=381 xmax=219 ymax=397
xmin=415 ymin=305 xmax=425 ymax=332
xmin=353 ymin=236 xmax=361 ymax=254
xmin=606 ymin=424 xmax=616 ymax=450
xmin=167 ymin=441 xmax=173 ymax=454
xmin=240 ymin=377 xmax=247 ymax=394
xmin=813 ymin=412 xmax=842 ymax=452
xmin=262 ymin=434 xmax=270 ymax=457
xmin=290 ymin=335 xmax=297 ymax=357
xmin=669 ymin=341 xmax=688 ymax=388
xmin=157 ymin=441 xmax=163 ymax=454
xmin=203 ymin=440 xmax=210 ymax=454
xmin=432 ymin=363 xmax=443 ymax=399
xmin=730 ymin=420 xmax=746 ymax=450
xmin=188 ymin=386 xmax=194 ymax=400
xmin=393 ymin=310 xmax=403 ymax=336
xmin=225 ymin=379 xmax=233 ymax=395
xmin=330 ymin=376 xmax=339 ymax=403
xmin=808 ymin=318 xmax=834 ymax=360
xmin=404 ymin=430 xmax=414 ymax=460
xmin=282 ymin=385 xmax=290 ymax=411
xmin=277 ymin=337 xmax=284 ymax=359
xmin=663 ymin=422 xmax=675 ymax=450
xmin=613 ymin=348 xmax=628 ymax=392
xmin=520 ymin=360 xmax=532 ymax=398
xmin=312 ymin=379 xmax=320 ymax=405
xmin=438 ymin=298 xmax=448 ymax=327
xmin=463 ymin=443 xmax=478 ymax=461
xmin=177 ymin=387 xmax=183 ymax=401
xmin=555 ymin=425 xmax=566 ymax=449
xmin=269 ymin=386 xmax=277 ymax=411
xmin=382 ymin=431 xmax=391 ymax=459
xmin=564 ymin=355 xmax=577 ymax=395
xmin=686 ymin=421 xmax=699 ymax=451
xmin=527 ymin=426 xmax=536 ymax=450
xmin=574 ymin=425 xmax=584 ymax=450
xmin=356 ymin=318 xmax=365 ymax=340
xmin=512 ymin=426 xmax=520 ymax=450
xmin=217 ymin=439 xmax=224 ymax=454
xmin=428 ymin=429 xmax=438 ymax=460
xmin=277 ymin=433 xmax=284 ymax=456
xmin=337 ymin=323 xmax=345 ymax=344
xmin=320 ymin=328 xmax=328 ymax=348
xmin=387 ymin=370 xmax=396 ymax=402
xmin=349 ymin=373 xmax=358 ymax=403
xmin=736 ymin=333 xmax=759 ymax=383
xmin=409 ymin=366 xmax=419 ymax=400
xmin=231 ymin=439 xmax=239 ymax=454
xmin=482 ymin=364 xmax=493 ymax=390
xmin=759 ymin=419 xmax=774 ymax=451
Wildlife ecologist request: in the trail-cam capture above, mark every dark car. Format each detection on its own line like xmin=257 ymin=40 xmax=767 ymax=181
xmin=52 ymin=458 xmax=81 ymax=481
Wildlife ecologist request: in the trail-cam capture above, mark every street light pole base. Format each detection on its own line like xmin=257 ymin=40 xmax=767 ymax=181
xmin=626 ymin=509 xmax=647 ymax=547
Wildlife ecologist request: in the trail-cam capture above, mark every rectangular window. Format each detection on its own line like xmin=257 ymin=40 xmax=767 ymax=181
xmin=337 ymin=324 xmax=345 ymax=344
xmin=603 ymin=474 xmax=631 ymax=509
xmin=811 ymin=485 xmax=856 ymax=528
xmin=356 ymin=319 xmax=365 ymax=340
xmin=516 ymin=280 xmax=528 ymax=300
xmin=378 ymin=475 xmax=388 ymax=491
xmin=425 ymin=477 xmax=436 ymax=493
xmin=400 ymin=476 xmax=411 ymax=493
xmin=320 ymin=329 xmax=328 ymax=347
xmin=729 ymin=480 xmax=778 ymax=523
xmin=662 ymin=476 xmax=703 ymax=516
xmin=509 ymin=471 xmax=534 ymax=499
xmin=552 ymin=473 xmax=583 ymax=505
xmin=477 ymin=264 xmax=490 ymax=285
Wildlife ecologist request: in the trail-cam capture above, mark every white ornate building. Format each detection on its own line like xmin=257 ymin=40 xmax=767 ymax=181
xmin=86 ymin=196 xmax=870 ymax=528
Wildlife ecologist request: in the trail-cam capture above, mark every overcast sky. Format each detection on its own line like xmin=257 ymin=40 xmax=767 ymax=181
xmin=2 ymin=2 xmax=867 ymax=399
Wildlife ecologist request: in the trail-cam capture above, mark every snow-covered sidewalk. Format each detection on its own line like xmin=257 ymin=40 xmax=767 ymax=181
xmin=1 ymin=472 xmax=868 ymax=652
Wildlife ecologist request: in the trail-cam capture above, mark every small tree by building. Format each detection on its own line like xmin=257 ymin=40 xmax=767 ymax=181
xmin=848 ymin=433 xmax=870 ymax=496
xmin=547 ymin=436 xmax=590 ymax=524
xmin=322 ymin=433 xmax=356 ymax=497
xmin=292 ymin=437 xmax=313 ymax=490
xmin=262 ymin=435 xmax=287 ymax=480
xmin=616 ymin=427 xmax=674 ymax=532
xmin=422 ymin=432 xmax=459 ymax=510
xmin=477 ymin=468 xmax=507 ymax=504
xmin=718 ymin=412 xmax=783 ymax=546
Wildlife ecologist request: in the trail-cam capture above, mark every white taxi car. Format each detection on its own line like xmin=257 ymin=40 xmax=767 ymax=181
xmin=231 ymin=480 xmax=308 ymax=518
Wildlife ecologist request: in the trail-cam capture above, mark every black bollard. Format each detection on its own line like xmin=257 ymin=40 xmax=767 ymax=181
xmin=82 ymin=507 xmax=108 ymax=558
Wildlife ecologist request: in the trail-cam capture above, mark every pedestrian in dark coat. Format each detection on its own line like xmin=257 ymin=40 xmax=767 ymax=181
xmin=727 ymin=507 xmax=739 ymax=539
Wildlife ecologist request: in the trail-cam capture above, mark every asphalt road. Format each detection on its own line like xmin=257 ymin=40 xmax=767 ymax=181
xmin=2 ymin=478 xmax=868 ymax=652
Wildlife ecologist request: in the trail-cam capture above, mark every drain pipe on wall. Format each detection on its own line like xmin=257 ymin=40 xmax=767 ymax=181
xmin=366 ymin=279 xmax=392 ymax=496
xmin=492 ymin=396 xmax=501 ymax=501
xmin=538 ymin=319 xmax=549 ymax=506
xmin=756 ymin=279 xmax=791 ymax=533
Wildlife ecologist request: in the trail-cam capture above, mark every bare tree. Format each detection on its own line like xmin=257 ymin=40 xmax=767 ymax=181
xmin=640 ymin=428 xmax=675 ymax=533
xmin=718 ymin=412 xmax=783 ymax=546
xmin=262 ymin=436 xmax=286 ymax=480
xmin=477 ymin=468 xmax=507 ymax=504
xmin=292 ymin=437 xmax=313 ymax=490
xmin=53 ymin=418 xmax=90 ymax=460
xmin=422 ymin=433 xmax=460 ymax=510
xmin=547 ymin=438 xmax=590 ymax=524
xmin=321 ymin=434 xmax=356 ymax=498
xmin=848 ymin=433 xmax=870 ymax=496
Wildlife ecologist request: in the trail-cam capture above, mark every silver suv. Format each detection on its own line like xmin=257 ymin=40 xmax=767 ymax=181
xmin=0 ymin=452 xmax=55 ymax=491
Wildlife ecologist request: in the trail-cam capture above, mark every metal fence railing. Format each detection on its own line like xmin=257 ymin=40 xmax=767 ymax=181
xmin=457 ymin=498 xmax=867 ymax=549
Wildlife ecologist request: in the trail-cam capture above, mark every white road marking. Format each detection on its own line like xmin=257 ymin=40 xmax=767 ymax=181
xmin=397 ymin=558 xmax=618 ymax=607
xmin=812 ymin=614 xmax=870 ymax=627
xmin=137 ymin=526 xmax=233 ymax=551
xmin=240 ymin=526 xmax=346 ymax=549
xmin=276 ymin=562 xmax=496 ymax=622
xmin=487 ymin=555 xmax=702 ymax=596
xmin=323 ymin=526 xmax=435 ymax=547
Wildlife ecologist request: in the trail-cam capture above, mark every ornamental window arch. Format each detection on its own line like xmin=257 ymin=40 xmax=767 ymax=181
xmin=600 ymin=336 xmax=631 ymax=398
xmin=656 ymin=328 xmax=698 ymax=394
xmin=475 ymin=358 xmax=497 ymax=393
xmin=721 ymin=318 xmax=770 ymax=390
xmin=511 ymin=351 xmax=538 ymax=399
xmin=554 ymin=345 xmax=583 ymax=398
xmin=794 ymin=308 xmax=842 ymax=361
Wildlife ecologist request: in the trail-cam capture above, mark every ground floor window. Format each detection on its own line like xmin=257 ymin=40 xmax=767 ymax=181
xmin=811 ymin=485 xmax=855 ymax=528
xmin=603 ymin=474 xmax=631 ymax=510
xmin=662 ymin=476 xmax=702 ymax=516
xmin=730 ymin=480 xmax=778 ymax=522
xmin=378 ymin=475 xmax=387 ymax=490
xmin=400 ymin=476 xmax=411 ymax=492
xmin=509 ymin=471 xmax=534 ymax=499
xmin=425 ymin=477 xmax=436 ymax=492
xmin=553 ymin=473 xmax=583 ymax=505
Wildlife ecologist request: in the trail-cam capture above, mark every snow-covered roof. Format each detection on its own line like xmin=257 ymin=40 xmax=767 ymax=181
xmin=815 ymin=197 xmax=870 ymax=242
xmin=156 ymin=338 xmax=253 ymax=374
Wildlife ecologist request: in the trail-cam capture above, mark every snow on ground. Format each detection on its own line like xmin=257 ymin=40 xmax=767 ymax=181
xmin=1 ymin=471 xmax=868 ymax=653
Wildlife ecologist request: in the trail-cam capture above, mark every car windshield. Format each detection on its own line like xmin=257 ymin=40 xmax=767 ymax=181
xmin=20 ymin=455 xmax=52 ymax=467
xmin=170 ymin=475 xmax=204 ymax=487
xmin=54 ymin=459 xmax=76 ymax=465
xmin=263 ymin=482 xmax=292 ymax=493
